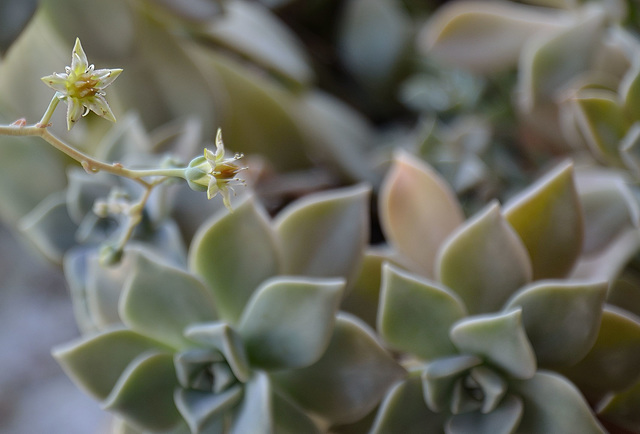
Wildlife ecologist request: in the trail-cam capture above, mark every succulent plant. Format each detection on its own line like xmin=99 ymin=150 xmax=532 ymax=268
xmin=52 ymin=187 xmax=405 ymax=433
xmin=345 ymin=151 xmax=640 ymax=432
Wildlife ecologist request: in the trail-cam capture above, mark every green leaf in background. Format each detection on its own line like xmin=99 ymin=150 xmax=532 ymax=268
xmin=0 ymin=0 xmax=37 ymax=55
xmin=198 ymin=0 xmax=313 ymax=87
xmin=19 ymin=192 xmax=77 ymax=264
xmin=421 ymin=1 xmax=567 ymax=73
xmin=562 ymin=306 xmax=640 ymax=398
xmin=598 ymin=379 xmax=640 ymax=432
xmin=572 ymin=90 xmax=628 ymax=165
xmin=518 ymin=10 xmax=605 ymax=110
xmin=338 ymin=0 xmax=412 ymax=91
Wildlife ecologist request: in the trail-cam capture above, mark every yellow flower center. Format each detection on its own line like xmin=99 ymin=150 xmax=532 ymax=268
xmin=67 ymin=71 xmax=100 ymax=99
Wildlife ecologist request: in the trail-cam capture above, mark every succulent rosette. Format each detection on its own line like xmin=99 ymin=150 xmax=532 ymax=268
xmin=358 ymin=152 xmax=640 ymax=432
xmin=52 ymin=188 xmax=404 ymax=433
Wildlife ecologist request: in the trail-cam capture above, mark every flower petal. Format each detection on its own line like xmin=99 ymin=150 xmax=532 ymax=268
xmin=66 ymin=97 xmax=84 ymax=130
xmin=40 ymin=72 xmax=69 ymax=93
xmin=94 ymin=68 xmax=123 ymax=89
xmin=85 ymin=94 xmax=117 ymax=122
xmin=71 ymin=38 xmax=89 ymax=73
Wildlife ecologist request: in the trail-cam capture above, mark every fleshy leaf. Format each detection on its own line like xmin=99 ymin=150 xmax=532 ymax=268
xmin=342 ymin=246 xmax=398 ymax=329
xmin=504 ymin=161 xmax=583 ymax=279
xmin=274 ymin=185 xmax=369 ymax=281
xmin=436 ymin=202 xmax=532 ymax=314
xmin=518 ymin=10 xmax=605 ymax=110
xmin=576 ymin=169 xmax=640 ymax=255
xmin=184 ymin=322 xmax=251 ymax=383
xmin=238 ymin=277 xmax=344 ymax=370
xmin=52 ymin=327 xmax=169 ymax=400
xmin=447 ymin=394 xmax=523 ymax=434
xmin=470 ymin=366 xmax=508 ymax=414
xmin=119 ymin=251 xmax=217 ymax=350
xmin=620 ymin=123 xmax=640 ymax=177
xmin=450 ymin=309 xmax=536 ymax=379
xmin=230 ymin=372 xmax=272 ymax=434
xmin=503 ymin=280 xmax=607 ymax=368
xmin=174 ymin=386 xmax=243 ymax=434
xmin=65 ymin=169 xmax=114 ymax=223
xmin=199 ymin=0 xmax=312 ymax=86
xmin=511 ymin=371 xmax=605 ymax=434
xmin=272 ymin=391 xmax=321 ymax=434
xmin=189 ymin=197 xmax=280 ymax=323
xmin=378 ymin=263 xmax=466 ymax=360
xmin=370 ymin=372 xmax=448 ymax=434
xmin=572 ymin=90 xmax=628 ymax=165
xmin=103 ymin=352 xmax=182 ymax=432
xmin=597 ymin=379 xmax=640 ymax=432
xmin=621 ymin=63 xmax=640 ymax=121
xmin=380 ymin=151 xmax=464 ymax=276
xmin=19 ymin=192 xmax=77 ymax=264
xmin=85 ymin=248 xmax=137 ymax=329
xmin=561 ymin=306 xmax=640 ymax=397
xmin=421 ymin=1 xmax=568 ymax=73
xmin=270 ymin=314 xmax=405 ymax=425
xmin=422 ymin=354 xmax=482 ymax=413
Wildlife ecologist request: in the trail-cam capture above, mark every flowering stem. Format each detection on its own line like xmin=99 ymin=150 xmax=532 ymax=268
xmin=0 ymin=119 xmax=190 ymax=261
xmin=0 ymin=122 xmax=188 ymax=183
xmin=38 ymin=94 xmax=61 ymax=127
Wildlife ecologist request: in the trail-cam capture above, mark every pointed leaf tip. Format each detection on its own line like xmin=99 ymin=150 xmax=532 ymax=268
xmin=504 ymin=161 xmax=583 ymax=279
xmin=380 ymin=151 xmax=464 ymax=277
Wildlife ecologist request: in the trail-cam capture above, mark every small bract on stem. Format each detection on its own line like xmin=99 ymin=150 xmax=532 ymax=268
xmin=0 ymin=38 xmax=246 ymax=263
